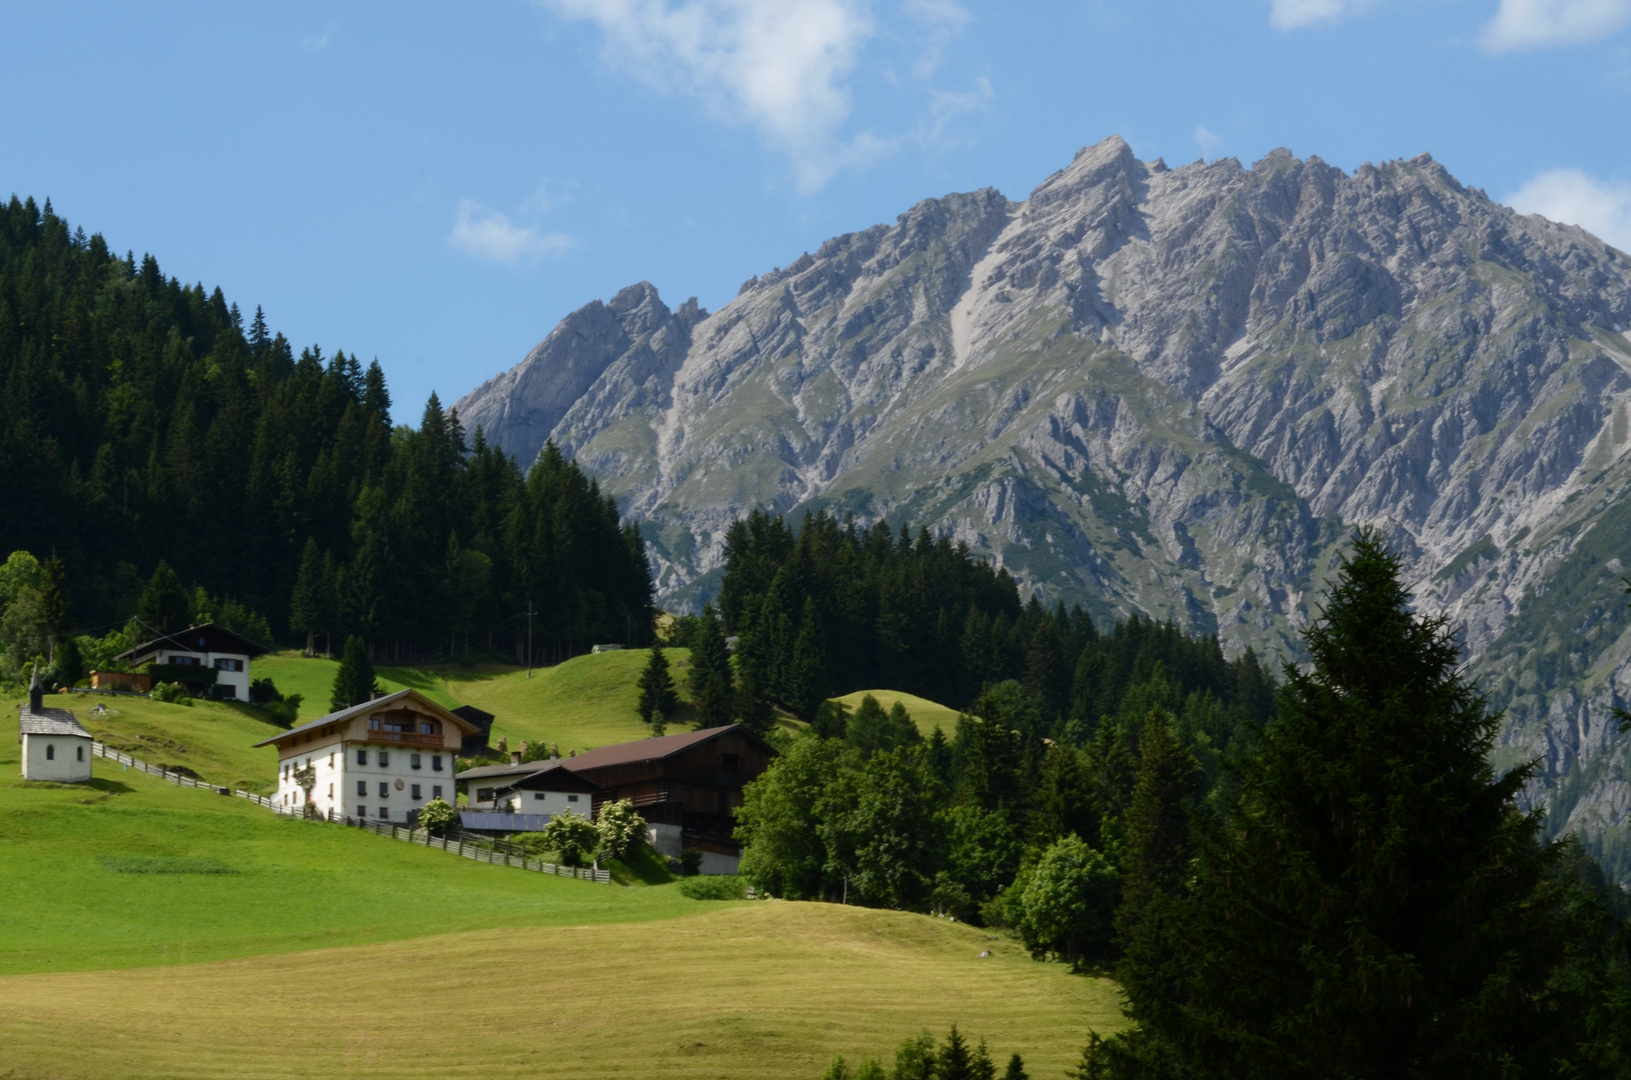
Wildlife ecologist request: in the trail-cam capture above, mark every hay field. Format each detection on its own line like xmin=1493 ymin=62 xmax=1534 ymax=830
xmin=0 ymin=903 xmax=1121 ymax=1080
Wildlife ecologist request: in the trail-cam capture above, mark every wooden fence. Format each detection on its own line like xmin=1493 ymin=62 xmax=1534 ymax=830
xmin=89 ymin=742 xmax=610 ymax=884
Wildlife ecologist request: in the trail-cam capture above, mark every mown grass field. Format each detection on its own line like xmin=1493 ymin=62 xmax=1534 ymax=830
xmin=0 ymin=903 xmax=1119 ymax=1080
xmin=832 ymin=689 xmax=962 ymax=737
xmin=0 ymin=745 xmax=696 ymax=976
xmin=0 ymin=726 xmax=1122 ymax=1079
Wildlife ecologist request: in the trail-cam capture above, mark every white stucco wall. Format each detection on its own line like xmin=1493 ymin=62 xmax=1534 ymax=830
xmin=154 ymin=649 xmax=252 ymax=700
xmin=21 ymin=733 xmax=92 ymax=782
xmin=276 ymin=741 xmax=453 ymax=823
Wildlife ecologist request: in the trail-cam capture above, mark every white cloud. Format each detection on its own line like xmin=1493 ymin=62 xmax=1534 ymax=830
xmin=1506 ymin=168 xmax=1631 ymax=251
xmin=449 ymin=200 xmax=575 ymax=265
xmin=1269 ymin=0 xmax=1372 ymax=30
xmin=904 ymin=0 xmax=971 ymax=78
xmin=1194 ymin=125 xmax=1223 ymax=158
xmin=539 ymin=0 xmax=880 ymax=192
xmin=1480 ymin=0 xmax=1631 ymax=53
xmin=302 ymin=26 xmax=336 ymax=52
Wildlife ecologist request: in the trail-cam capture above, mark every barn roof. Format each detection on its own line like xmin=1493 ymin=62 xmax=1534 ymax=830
xmin=558 ymin=724 xmax=773 ymax=773
xmin=19 ymin=706 xmax=91 ymax=738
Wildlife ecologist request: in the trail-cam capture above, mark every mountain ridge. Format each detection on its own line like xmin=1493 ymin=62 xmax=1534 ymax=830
xmin=456 ymin=135 xmax=1631 ymax=877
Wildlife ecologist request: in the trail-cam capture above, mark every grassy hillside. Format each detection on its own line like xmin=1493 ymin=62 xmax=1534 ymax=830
xmin=446 ymin=647 xmax=695 ymax=753
xmin=0 ymin=903 xmax=1118 ymax=1079
xmin=254 ymin=650 xmax=464 ymax=719
xmin=0 ymin=745 xmax=695 ymax=976
xmin=831 ymin=689 xmax=962 ymax=738
xmin=41 ymin=692 xmax=285 ymax=794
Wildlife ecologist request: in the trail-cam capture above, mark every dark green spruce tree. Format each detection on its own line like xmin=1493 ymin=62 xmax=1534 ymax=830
xmin=1113 ymin=530 xmax=1601 ymax=1078
xmin=635 ymin=643 xmax=678 ymax=732
xmin=137 ymin=561 xmax=191 ymax=636
xmin=330 ymin=634 xmax=380 ymax=711
xmin=688 ymin=605 xmax=734 ymax=728
xmin=289 ymin=538 xmax=324 ymax=657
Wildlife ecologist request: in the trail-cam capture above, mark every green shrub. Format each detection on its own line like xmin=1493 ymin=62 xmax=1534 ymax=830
xmin=677 ymin=874 xmax=746 ymax=900
xmin=677 ymin=847 xmax=704 ymax=876
xmin=541 ymin=808 xmax=599 ymax=867
xmin=150 ymin=681 xmax=192 ymax=705
xmin=417 ymin=797 xmax=458 ymax=837
xmin=595 ymin=799 xmax=648 ymax=860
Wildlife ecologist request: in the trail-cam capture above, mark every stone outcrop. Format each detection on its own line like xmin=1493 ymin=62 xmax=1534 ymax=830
xmin=456 ymin=137 xmax=1631 ymax=878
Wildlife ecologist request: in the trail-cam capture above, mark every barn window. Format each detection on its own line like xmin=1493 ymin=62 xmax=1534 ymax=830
xmin=46 ymin=744 xmax=55 ymax=760
xmin=721 ymin=753 xmax=742 ymax=773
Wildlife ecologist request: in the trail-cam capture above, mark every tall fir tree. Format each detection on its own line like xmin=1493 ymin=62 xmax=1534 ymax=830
xmin=1121 ymin=530 xmax=1600 ymax=1078
xmin=330 ymin=634 xmax=380 ymax=711
xmin=688 ymin=604 xmax=734 ymax=728
xmin=137 ymin=561 xmax=191 ymax=636
xmin=289 ymin=538 xmax=324 ymax=657
xmin=635 ymin=643 xmax=678 ymax=731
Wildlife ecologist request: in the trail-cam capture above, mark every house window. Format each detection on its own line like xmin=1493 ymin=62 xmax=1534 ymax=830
xmin=45 ymin=744 xmax=54 ymax=760
xmin=432 ymin=755 xmax=443 ymax=771
xmin=369 ymin=718 xmax=380 ymax=730
xmin=411 ymin=754 xmax=421 ymax=769
xmin=432 ymin=785 xmax=442 ymax=799
xmin=328 ymin=783 xmax=333 ymax=797
xmin=567 ymin=794 xmax=579 ymax=803
xmin=77 ymin=745 xmax=84 ymax=761
xmin=214 ymin=658 xmax=242 ymax=672
xmin=377 ymin=808 xmax=388 ymax=819
xmin=378 ymin=782 xmax=389 ymax=797
xmin=535 ymin=793 xmax=546 ymax=801
xmin=420 ymin=722 xmax=437 ymax=735
xmin=169 ymin=655 xmax=197 ymax=667
xmin=411 ymin=784 xmax=422 ymax=800
xmin=357 ymin=749 xmax=367 ymax=765
xmin=377 ymin=752 xmax=389 ymax=767
xmin=476 ymin=788 xmax=495 ymax=803
xmin=357 ymin=781 xmax=367 ymax=796
xmin=357 ymin=805 xmax=365 ymax=818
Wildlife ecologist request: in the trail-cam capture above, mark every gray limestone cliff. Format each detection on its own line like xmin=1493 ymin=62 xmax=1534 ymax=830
xmin=456 ymin=137 xmax=1631 ymax=878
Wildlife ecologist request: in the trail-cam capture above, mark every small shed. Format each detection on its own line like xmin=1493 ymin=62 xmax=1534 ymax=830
xmin=18 ymin=665 xmax=92 ymax=783
xmin=450 ymin=705 xmax=495 ymax=755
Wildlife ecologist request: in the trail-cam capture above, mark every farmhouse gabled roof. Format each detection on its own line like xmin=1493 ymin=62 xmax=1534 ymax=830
xmin=117 ymin=621 xmax=271 ymax=662
xmin=19 ymin=705 xmax=92 ymax=738
xmin=454 ymin=758 xmax=557 ymax=782
xmin=252 ymin=689 xmax=480 ymax=748
xmin=558 ymin=724 xmax=773 ymax=773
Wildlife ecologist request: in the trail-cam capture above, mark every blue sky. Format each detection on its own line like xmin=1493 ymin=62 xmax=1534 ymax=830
xmin=3 ymin=0 xmax=1629 ymax=423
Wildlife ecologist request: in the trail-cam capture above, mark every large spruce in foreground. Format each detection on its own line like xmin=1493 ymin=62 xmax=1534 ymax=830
xmin=1104 ymin=530 xmax=1607 ymax=1078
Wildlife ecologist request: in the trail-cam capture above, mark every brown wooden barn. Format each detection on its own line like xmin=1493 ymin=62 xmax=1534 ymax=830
xmin=455 ymin=724 xmax=776 ymax=873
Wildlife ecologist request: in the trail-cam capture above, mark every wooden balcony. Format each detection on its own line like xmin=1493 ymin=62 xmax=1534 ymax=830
xmin=366 ymin=730 xmax=445 ymax=748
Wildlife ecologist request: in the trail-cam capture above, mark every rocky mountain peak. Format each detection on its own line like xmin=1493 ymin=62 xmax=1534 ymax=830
xmin=454 ymin=140 xmax=1631 ymax=878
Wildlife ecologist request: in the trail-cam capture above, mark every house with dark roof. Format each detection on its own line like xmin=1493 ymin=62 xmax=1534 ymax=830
xmin=253 ymin=689 xmax=481 ymax=824
xmin=456 ymin=725 xmax=776 ymax=873
xmin=115 ymin=622 xmax=270 ymax=700
xmin=17 ymin=664 xmax=92 ymax=782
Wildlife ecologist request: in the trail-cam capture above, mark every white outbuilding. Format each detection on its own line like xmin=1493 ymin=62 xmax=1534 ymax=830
xmin=18 ymin=664 xmax=93 ymax=783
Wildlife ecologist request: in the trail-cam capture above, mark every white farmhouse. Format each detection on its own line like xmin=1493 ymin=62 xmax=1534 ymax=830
xmin=17 ymin=664 xmax=92 ymax=783
xmin=116 ymin=622 xmax=269 ymax=701
xmin=254 ymin=689 xmax=480 ymax=824
xmin=458 ymin=754 xmax=597 ymax=817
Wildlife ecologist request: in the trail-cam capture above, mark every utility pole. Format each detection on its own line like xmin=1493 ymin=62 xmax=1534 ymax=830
xmin=523 ymin=601 xmax=537 ymax=679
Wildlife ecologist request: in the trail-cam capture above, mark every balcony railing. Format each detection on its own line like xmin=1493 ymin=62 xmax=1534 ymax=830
xmin=367 ymin=730 xmax=444 ymax=748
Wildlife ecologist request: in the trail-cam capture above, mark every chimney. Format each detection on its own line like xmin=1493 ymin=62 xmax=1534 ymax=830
xmin=28 ymin=661 xmax=43 ymax=713
xmin=510 ymin=751 xmax=522 ymax=765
